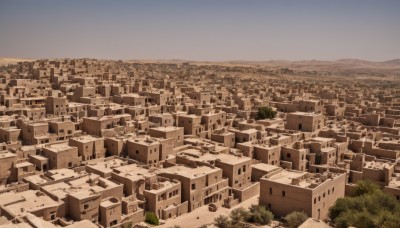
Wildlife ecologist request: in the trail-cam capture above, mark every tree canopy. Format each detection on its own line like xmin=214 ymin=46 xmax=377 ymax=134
xmin=256 ymin=107 xmax=277 ymax=120
xmin=329 ymin=180 xmax=400 ymax=228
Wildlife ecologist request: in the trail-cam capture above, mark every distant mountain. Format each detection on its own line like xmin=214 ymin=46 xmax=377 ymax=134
xmin=0 ymin=57 xmax=33 ymax=66
xmin=381 ymin=59 xmax=400 ymax=65
xmin=336 ymin=59 xmax=372 ymax=65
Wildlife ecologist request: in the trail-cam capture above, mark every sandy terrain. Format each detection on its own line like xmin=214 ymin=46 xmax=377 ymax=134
xmin=159 ymin=195 xmax=264 ymax=228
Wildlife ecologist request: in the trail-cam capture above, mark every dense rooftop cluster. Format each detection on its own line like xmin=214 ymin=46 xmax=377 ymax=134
xmin=0 ymin=59 xmax=399 ymax=227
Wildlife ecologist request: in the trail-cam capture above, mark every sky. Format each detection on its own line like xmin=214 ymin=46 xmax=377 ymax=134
xmin=0 ymin=0 xmax=399 ymax=61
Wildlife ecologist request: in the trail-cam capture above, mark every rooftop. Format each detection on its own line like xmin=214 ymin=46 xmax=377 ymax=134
xmin=159 ymin=165 xmax=221 ymax=179
xmin=263 ymin=169 xmax=342 ymax=189
xmin=43 ymin=143 xmax=75 ymax=152
xmin=178 ymin=149 xmax=251 ymax=165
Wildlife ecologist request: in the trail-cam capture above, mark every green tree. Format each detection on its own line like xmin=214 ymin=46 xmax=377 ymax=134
xmin=354 ymin=179 xmax=380 ymax=196
xmin=284 ymin=211 xmax=308 ymax=228
xmin=256 ymin=107 xmax=277 ymax=120
xmin=145 ymin=212 xmax=160 ymax=225
xmin=329 ymin=180 xmax=400 ymax=228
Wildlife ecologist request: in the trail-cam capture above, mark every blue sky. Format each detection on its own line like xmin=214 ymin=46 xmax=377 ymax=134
xmin=0 ymin=0 xmax=399 ymax=61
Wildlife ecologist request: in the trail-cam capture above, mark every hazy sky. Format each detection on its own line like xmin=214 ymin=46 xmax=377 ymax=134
xmin=0 ymin=0 xmax=399 ymax=61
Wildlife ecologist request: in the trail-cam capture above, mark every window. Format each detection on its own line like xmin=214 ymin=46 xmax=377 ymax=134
xmin=243 ymin=165 xmax=246 ymax=172
xmin=50 ymin=212 xmax=56 ymax=220
xmin=136 ymin=150 xmax=139 ymax=154
xmin=84 ymin=204 xmax=89 ymax=210
xmin=282 ymin=191 xmax=285 ymax=197
xmin=191 ymin=183 xmax=196 ymax=190
xmin=269 ymin=188 xmax=272 ymax=195
xmin=314 ymin=198 xmax=316 ymax=204
xmin=238 ymin=169 xmax=241 ymax=175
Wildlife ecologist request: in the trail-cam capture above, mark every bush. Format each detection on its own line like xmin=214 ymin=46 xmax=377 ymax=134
xmin=214 ymin=215 xmax=230 ymax=228
xmin=284 ymin=211 xmax=308 ymax=228
xmin=230 ymin=207 xmax=249 ymax=225
xmin=256 ymin=107 xmax=277 ymax=120
xmin=329 ymin=180 xmax=400 ymax=228
xmin=145 ymin=212 xmax=160 ymax=225
xmin=246 ymin=205 xmax=274 ymax=225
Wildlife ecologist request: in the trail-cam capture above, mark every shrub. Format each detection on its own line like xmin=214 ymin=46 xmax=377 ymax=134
xmin=214 ymin=215 xmax=230 ymax=228
xmin=246 ymin=204 xmax=274 ymax=225
xmin=284 ymin=211 xmax=308 ymax=228
xmin=256 ymin=107 xmax=277 ymax=120
xmin=145 ymin=212 xmax=160 ymax=225
xmin=329 ymin=180 xmax=400 ymax=228
xmin=230 ymin=207 xmax=249 ymax=225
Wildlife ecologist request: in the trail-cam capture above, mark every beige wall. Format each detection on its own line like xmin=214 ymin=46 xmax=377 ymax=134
xmin=260 ymin=173 xmax=346 ymax=220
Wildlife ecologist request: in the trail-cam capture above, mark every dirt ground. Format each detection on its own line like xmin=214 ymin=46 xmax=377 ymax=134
xmin=159 ymin=195 xmax=264 ymax=228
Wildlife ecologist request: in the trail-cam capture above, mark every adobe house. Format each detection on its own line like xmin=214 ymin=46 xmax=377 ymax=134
xmin=143 ymin=177 xmax=188 ymax=219
xmin=260 ymin=170 xmax=346 ymax=220
xmin=158 ymin=165 xmax=229 ymax=212
xmin=127 ymin=137 xmax=161 ymax=167
xmin=286 ymin=112 xmax=325 ymax=132
xmin=41 ymin=143 xmax=81 ymax=169
xmin=69 ymin=135 xmax=106 ymax=161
